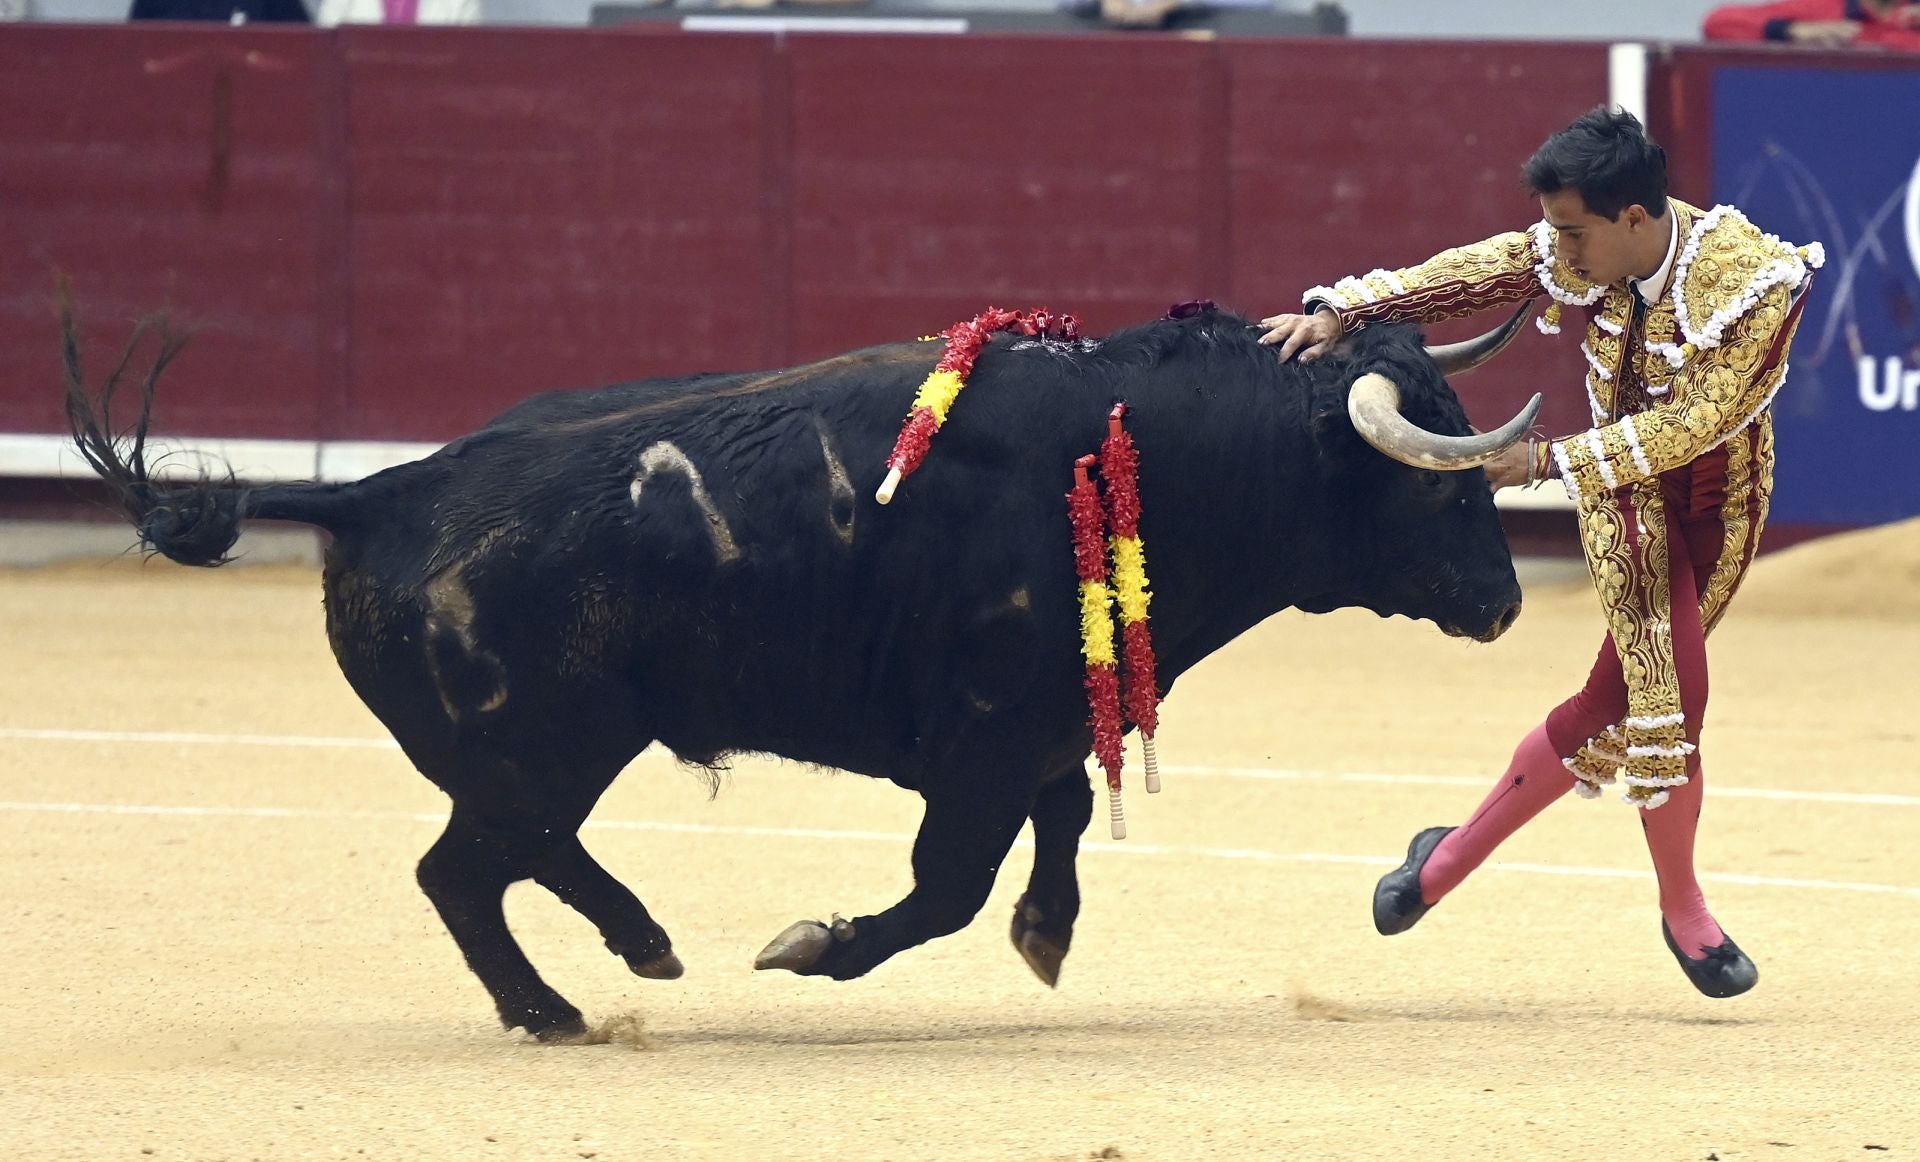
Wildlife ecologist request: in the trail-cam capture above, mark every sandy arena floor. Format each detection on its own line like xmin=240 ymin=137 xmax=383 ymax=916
xmin=2 ymin=524 xmax=1918 ymax=1161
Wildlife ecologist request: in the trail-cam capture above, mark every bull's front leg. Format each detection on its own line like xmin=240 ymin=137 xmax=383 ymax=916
xmin=754 ymin=776 xmax=1032 ymax=980
xmin=1010 ymin=764 xmax=1094 ymax=986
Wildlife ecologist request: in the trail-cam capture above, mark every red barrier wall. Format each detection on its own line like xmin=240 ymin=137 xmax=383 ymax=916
xmin=0 ymin=26 xmax=1608 ymax=445
xmin=0 ymin=25 xmax=345 ymax=438
xmin=341 ymin=29 xmax=779 ymax=437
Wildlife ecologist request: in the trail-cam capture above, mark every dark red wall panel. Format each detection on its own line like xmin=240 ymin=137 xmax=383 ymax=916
xmin=338 ymin=28 xmax=776 ymax=439
xmin=786 ymin=35 xmax=1222 ymax=355
xmin=0 ymin=25 xmax=341 ymax=438
xmin=1223 ymin=40 xmax=1609 ymax=436
xmin=2 ymin=27 xmax=1616 ymax=450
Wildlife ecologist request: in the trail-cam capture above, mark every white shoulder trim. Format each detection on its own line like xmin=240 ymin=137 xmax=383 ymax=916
xmin=1671 ymin=206 xmax=1823 ymax=357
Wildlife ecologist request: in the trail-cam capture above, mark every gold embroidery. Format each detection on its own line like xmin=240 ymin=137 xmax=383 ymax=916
xmin=1312 ymin=232 xmax=1542 ymax=331
xmin=1702 ymin=413 xmax=1777 ymax=635
xmin=1588 ymin=293 xmax=1635 ymax=420
xmin=1699 ymin=425 xmax=1754 ymax=634
xmin=1628 ymin=482 xmax=1690 ymax=800
xmin=1315 ymin=199 xmax=1809 ymax=807
xmin=1642 ymin=308 xmax=1678 ymax=347
xmin=1566 ymin=722 xmax=1628 ymax=794
xmin=1754 ymin=416 xmax=1776 ymax=536
xmin=1566 ymin=483 xmax=1691 ymax=806
xmin=1556 ymin=283 xmax=1793 ymax=498
xmin=1580 ymin=495 xmax=1635 ymax=627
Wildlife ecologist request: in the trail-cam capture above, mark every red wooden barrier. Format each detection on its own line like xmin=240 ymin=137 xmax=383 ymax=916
xmin=0 ymin=25 xmax=343 ymax=438
xmin=0 ymin=25 xmax=1610 ymax=448
xmin=340 ymin=28 xmax=779 ymax=438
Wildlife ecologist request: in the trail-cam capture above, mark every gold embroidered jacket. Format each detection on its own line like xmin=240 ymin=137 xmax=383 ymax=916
xmin=1305 ymin=201 xmax=1821 ymax=806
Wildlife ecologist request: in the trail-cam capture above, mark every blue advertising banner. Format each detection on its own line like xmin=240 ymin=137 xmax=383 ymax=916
xmin=1713 ymin=66 xmax=1920 ymax=527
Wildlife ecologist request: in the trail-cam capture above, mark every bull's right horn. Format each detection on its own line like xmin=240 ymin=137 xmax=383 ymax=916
xmin=1424 ymin=301 xmax=1535 ymax=377
xmin=1347 ymin=372 xmax=1542 ymax=471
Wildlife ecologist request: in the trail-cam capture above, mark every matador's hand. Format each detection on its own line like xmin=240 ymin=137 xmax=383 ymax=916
xmin=1257 ymin=308 xmax=1343 ymax=363
xmin=1481 ymin=442 xmax=1532 ymax=491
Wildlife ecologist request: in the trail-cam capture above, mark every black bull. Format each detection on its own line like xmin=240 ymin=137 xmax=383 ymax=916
xmin=65 ymin=302 xmax=1538 ymax=1040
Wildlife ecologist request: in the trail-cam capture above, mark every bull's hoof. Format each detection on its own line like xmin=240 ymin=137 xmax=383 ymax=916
xmin=1015 ymin=929 xmax=1067 ymax=987
xmin=628 ymin=950 xmax=685 ymax=980
xmin=531 ymin=1015 xmax=592 ymax=1044
xmin=1010 ymin=899 xmax=1069 ymax=988
xmin=754 ymin=920 xmax=832 ymax=972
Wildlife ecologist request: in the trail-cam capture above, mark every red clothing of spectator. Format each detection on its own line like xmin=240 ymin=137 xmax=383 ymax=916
xmin=1703 ymin=0 xmax=1920 ymax=49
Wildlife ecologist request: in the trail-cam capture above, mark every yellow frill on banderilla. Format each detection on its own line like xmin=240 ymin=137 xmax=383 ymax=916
xmin=1078 ymin=579 xmax=1117 ymax=667
xmin=1109 ymin=534 xmax=1149 ymax=625
xmin=910 ymin=369 xmax=966 ymax=425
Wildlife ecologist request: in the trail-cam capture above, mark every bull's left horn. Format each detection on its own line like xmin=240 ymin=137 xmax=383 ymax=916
xmin=1347 ymin=373 xmax=1542 ymax=471
xmin=1424 ymin=301 xmax=1534 ymax=377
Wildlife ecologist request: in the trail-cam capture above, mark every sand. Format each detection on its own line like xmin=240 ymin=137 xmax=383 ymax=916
xmin=2 ymin=524 xmax=1917 ymax=1160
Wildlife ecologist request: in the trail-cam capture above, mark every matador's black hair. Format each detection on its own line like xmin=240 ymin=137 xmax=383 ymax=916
xmin=1523 ymin=105 xmax=1669 ymax=221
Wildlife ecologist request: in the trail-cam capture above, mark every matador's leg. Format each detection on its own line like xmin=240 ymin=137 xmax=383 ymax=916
xmin=1413 ymin=724 xmax=1576 ymax=907
xmin=1634 ymin=498 xmax=1722 ymax=956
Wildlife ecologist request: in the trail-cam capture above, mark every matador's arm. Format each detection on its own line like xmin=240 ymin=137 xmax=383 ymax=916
xmin=1303 ymin=228 xmax=1582 ymax=331
xmin=1547 ymin=282 xmax=1802 ymax=497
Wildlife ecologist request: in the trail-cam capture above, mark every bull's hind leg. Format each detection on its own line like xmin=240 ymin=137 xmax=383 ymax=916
xmin=755 ymin=774 xmax=1034 ymax=981
xmin=534 ymin=836 xmax=683 ymax=980
xmin=1010 ymin=764 xmax=1095 ymax=986
xmin=418 ymin=754 xmax=682 ymax=1038
xmin=416 ymin=804 xmax=589 ymax=1040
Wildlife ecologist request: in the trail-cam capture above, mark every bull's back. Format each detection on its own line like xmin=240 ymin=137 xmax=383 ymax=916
xmin=317 ymin=339 xmax=1121 ymax=778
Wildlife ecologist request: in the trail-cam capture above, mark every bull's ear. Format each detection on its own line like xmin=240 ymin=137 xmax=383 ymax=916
xmin=1308 ymin=396 xmax=1365 ymax=470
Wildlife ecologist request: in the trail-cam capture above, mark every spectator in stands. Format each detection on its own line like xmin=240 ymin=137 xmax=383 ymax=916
xmin=1703 ymin=0 xmax=1920 ymax=49
xmin=315 ymin=0 xmax=476 ymax=23
xmin=1095 ymin=0 xmax=1179 ymax=27
xmin=130 ymin=0 xmax=309 ymax=20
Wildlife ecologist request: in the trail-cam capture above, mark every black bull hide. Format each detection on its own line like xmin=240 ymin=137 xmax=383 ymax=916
xmin=66 ymin=304 xmax=1523 ymax=1039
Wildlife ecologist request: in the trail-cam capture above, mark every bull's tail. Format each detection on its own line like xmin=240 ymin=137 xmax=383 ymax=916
xmin=61 ymin=293 xmax=360 ymax=566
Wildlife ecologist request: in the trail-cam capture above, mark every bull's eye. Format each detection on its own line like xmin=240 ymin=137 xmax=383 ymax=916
xmin=1418 ymin=470 xmax=1444 ymax=491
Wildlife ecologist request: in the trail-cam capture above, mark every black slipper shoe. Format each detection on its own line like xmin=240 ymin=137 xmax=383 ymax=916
xmin=1372 ymin=825 xmax=1454 ymax=936
xmin=1662 ymin=919 xmax=1759 ymax=998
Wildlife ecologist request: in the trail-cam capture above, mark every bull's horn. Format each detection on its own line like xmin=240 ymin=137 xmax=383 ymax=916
xmin=1424 ymin=301 xmax=1535 ymax=376
xmin=1347 ymin=372 xmax=1542 ymax=471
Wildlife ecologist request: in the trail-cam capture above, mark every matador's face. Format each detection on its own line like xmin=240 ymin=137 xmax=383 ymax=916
xmin=1539 ymin=188 xmax=1665 ymax=290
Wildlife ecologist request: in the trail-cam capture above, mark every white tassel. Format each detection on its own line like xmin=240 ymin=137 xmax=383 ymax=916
xmin=1142 ymin=735 xmax=1161 ymax=793
xmin=1107 ymin=784 xmax=1126 ymax=840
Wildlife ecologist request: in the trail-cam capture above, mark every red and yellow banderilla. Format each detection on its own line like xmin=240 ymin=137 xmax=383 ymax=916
xmin=1068 ymin=404 xmax=1164 ymax=840
xmin=1100 ymin=403 xmax=1161 ymax=793
xmin=1068 ymin=453 xmax=1127 ymax=839
xmin=877 ymin=308 xmax=1079 ymax=504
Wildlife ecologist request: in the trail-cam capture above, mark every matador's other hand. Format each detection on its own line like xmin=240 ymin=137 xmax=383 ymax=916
xmin=1257 ymin=308 xmax=1343 ymax=363
xmin=1481 ymin=441 xmax=1532 ymax=491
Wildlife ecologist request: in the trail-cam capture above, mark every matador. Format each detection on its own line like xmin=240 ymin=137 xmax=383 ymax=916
xmin=1260 ymin=106 xmax=1822 ymax=998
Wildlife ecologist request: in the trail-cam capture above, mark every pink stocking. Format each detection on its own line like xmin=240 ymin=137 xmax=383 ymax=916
xmin=1641 ymin=757 xmax=1724 ymax=957
xmin=1418 ymin=723 xmax=1574 ymax=904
